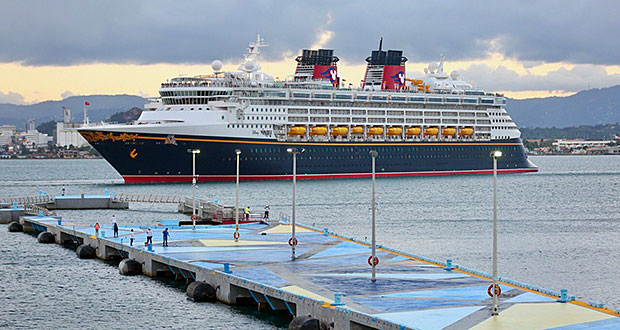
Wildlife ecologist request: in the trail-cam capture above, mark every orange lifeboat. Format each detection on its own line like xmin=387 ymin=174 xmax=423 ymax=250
xmin=387 ymin=127 xmax=403 ymax=136
xmin=351 ymin=126 xmax=364 ymax=134
xmin=459 ymin=127 xmax=474 ymax=136
xmin=406 ymin=127 xmax=421 ymax=136
xmin=309 ymin=126 xmax=327 ymax=136
xmin=441 ymin=127 xmax=457 ymax=136
xmin=288 ymin=126 xmax=306 ymax=136
xmin=424 ymin=127 xmax=439 ymax=136
xmin=367 ymin=127 xmax=384 ymax=135
xmin=331 ymin=126 xmax=348 ymax=136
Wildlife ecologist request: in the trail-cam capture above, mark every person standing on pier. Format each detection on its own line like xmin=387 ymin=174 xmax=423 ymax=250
xmin=263 ymin=205 xmax=270 ymax=220
xmin=245 ymin=206 xmax=250 ymax=221
xmin=162 ymin=228 xmax=170 ymax=247
xmin=129 ymin=229 xmax=135 ymax=246
xmin=146 ymin=228 xmax=153 ymax=245
xmin=94 ymin=222 xmax=100 ymax=236
xmin=111 ymin=214 xmax=117 ymax=225
xmin=113 ymin=222 xmax=119 ymax=238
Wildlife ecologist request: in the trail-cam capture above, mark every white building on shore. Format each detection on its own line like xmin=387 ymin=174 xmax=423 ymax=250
xmin=56 ymin=107 xmax=89 ymax=148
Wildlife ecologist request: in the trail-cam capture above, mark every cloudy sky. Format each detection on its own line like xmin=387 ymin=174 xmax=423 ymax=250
xmin=1 ymin=0 xmax=618 ymax=103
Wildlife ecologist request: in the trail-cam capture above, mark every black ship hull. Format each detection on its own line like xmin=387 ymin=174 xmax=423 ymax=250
xmin=80 ymin=131 xmax=537 ymax=183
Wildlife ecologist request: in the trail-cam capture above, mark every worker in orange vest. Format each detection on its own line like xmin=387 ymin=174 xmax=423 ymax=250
xmin=94 ymin=222 xmax=100 ymax=236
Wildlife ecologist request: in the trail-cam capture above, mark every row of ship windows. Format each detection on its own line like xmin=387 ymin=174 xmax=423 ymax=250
xmin=226 ymin=152 xmax=517 ymax=162
xmin=227 ymin=124 xmax=272 ymax=129
xmin=246 ymin=116 xmax=284 ymax=121
xmin=492 ymin=126 xmax=516 ymax=130
xmin=161 ymin=90 xmax=232 ymax=97
xmin=245 ymin=146 xmax=522 ymax=154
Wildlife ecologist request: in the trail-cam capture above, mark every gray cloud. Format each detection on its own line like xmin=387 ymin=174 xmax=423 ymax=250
xmin=0 ymin=91 xmax=26 ymax=105
xmin=61 ymin=90 xmax=74 ymax=99
xmin=0 ymin=1 xmax=617 ymax=66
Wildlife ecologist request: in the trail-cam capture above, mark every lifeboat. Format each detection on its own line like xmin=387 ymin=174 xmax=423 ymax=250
xmin=459 ymin=127 xmax=474 ymax=136
xmin=287 ymin=126 xmax=306 ymax=136
xmin=441 ymin=127 xmax=457 ymax=136
xmin=367 ymin=127 xmax=384 ymax=135
xmin=406 ymin=127 xmax=421 ymax=136
xmin=387 ymin=127 xmax=403 ymax=136
xmin=424 ymin=127 xmax=439 ymax=136
xmin=351 ymin=126 xmax=364 ymax=134
xmin=331 ymin=126 xmax=348 ymax=136
xmin=309 ymin=126 xmax=327 ymax=136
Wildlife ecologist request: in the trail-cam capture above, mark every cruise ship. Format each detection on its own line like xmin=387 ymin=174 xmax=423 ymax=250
xmin=79 ymin=35 xmax=537 ymax=183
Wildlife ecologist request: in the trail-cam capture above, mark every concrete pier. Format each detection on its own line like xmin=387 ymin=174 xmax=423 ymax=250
xmin=13 ymin=215 xmax=620 ymax=330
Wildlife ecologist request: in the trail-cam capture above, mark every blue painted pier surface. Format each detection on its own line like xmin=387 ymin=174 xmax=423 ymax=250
xmin=17 ymin=215 xmax=620 ymax=330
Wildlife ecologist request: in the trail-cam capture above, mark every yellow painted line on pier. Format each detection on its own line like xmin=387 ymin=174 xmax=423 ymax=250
xmin=281 ymin=285 xmax=333 ymax=304
xmin=470 ymin=302 xmax=614 ymax=330
xmin=262 ymin=224 xmax=315 ymax=234
xmin=198 ymin=239 xmax=286 ymax=247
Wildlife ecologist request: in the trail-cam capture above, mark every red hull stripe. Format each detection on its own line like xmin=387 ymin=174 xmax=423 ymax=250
xmin=123 ymin=168 xmax=538 ymax=183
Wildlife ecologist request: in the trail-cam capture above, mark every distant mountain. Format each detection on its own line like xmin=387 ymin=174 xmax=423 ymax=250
xmin=521 ymin=123 xmax=620 ymax=140
xmin=107 ymin=107 xmax=143 ymax=123
xmin=0 ymin=95 xmax=146 ymax=128
xmin=508 ymin=86 xmax=620 ymax=128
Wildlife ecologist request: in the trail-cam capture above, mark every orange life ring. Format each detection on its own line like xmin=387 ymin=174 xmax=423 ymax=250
xmin=487 ymin=284 xmax=501 ymax=297
xmin=190 ymin=214 xmax=198 ymax=221
xmin=233 ymin=232 xmax=240 ymax=240
xmin=288 ymin=237 xmax=298 ymax=246
xmin=368 ymin=256 xmax=379 ymax=267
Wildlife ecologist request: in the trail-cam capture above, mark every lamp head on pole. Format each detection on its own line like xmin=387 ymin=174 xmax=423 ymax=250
xmin=491 ymin=150 xmax=502 ymax=159
xmin=187 ymin=149 xmax=201 ymax=154
xmin=369 ymin=150 xmax=379 ymax=157
xmin=287 ymin=147 xmax=306 ymax=154
xmin=235 ymin=149 xmax=241 ymax=155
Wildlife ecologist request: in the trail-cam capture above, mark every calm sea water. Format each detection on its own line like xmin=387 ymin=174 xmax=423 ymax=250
xmin=1 ymin=156 xmax=619 ymax=328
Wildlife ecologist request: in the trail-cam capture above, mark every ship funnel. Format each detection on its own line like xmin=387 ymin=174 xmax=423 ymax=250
xmin=294 ymin=49 xmax=340 ymax=86
xmin=362 ymin=40 xmax=407 ymax=91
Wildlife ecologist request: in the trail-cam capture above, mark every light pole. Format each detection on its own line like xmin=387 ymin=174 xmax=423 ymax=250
xmin=370 ymin=150 xmax=379 ymax=282
xmin=287 ymin=147 xmax=305 ymax=260
xmin=187 ymin=149 xmax=201 ymax=230
xmin=491 ymin=150 xmax=502 ymax=316
xmin=234 ymin=149 xmax=241 ymax=242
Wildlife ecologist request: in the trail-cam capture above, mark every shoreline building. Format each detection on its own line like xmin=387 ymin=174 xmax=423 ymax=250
xmin=56 ymin=107 xmax=89 ymax=148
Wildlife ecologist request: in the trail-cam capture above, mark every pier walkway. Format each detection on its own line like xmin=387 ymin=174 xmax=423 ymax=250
xmin=14 ymin=215 xmax=620 ymax=330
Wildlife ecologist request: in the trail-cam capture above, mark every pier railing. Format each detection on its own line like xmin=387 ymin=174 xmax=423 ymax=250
xmin=24 ymin=204 xmax=55 ymax=216
xmin=112 ymin=193 xmax=185 ymax=204
xmin=0 ymin=195 xmax=51 ymax=205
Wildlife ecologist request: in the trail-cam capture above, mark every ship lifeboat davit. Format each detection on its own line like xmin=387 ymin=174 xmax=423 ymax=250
xmin=459 ymin=127 xmax=474 ymax=136
xmin=406 ymin=127 xmax=421 ymax=136
xmin=331 ymin=126 xmax=348 ymax=136
xmin=309 ymin=126 xmax=327 ymax=136
xmin=351 ymin=126 xmax=364 ymax=134
xmin=442 ymin=127 xmax=457 ymax=136
xmin=368 ymin=127 xmax=384 ymax=135
xmin=288 ymin=126 xmax=306 ymax=136
xmin=387 ymin=127 xmax=403 ymax=136
xmin=424 ymin=127 xmax=439 ymax=136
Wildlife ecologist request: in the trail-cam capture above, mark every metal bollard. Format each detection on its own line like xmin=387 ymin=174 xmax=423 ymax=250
xmin=147 ymin=242 xmax=153 ymax=252
xmin=332 ymin=292 xmax=344 ymax=306
xmin=323 ymin=228 xmax=329 ymax=236
xmin=58 ymin=218 xmax=62 ymax=226
xmin=557 ymin=289 xmax=568 ymax=302
xmin=444 ymin=259 xmax=453 ymax=271
xmin=224 ymin=262 xmax=232 ymax=273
